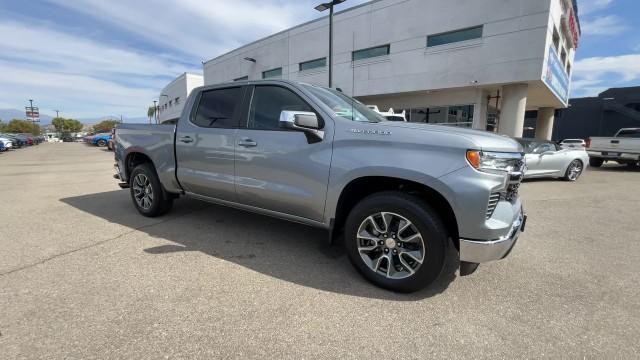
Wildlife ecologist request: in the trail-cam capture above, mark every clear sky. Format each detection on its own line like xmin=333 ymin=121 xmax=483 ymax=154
xmin=0 ymin=0 xmax=638 ymax=119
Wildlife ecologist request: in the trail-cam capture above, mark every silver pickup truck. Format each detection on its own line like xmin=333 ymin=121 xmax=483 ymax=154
xmin=587 ymin=128 xmax=640 ymax=167
xmin=114 ymin=80 xmax=526 ymax=292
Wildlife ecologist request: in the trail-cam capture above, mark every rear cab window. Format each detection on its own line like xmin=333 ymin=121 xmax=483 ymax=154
xmin=192 ymin=87 xmax=243 ymax=128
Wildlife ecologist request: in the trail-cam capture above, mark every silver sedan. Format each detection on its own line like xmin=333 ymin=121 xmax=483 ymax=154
xmin=516 ymin=138 xmax=589 ymax=181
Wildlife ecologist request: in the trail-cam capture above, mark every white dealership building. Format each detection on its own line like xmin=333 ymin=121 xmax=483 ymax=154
xmin=157 ymin=72 xmax=204 ymax=124
xmin=197 ymin=0 xmax=580 ymax=139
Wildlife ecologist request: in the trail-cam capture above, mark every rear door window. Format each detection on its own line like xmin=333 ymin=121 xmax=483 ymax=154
xmin=192 ymin=87 xmax=242 ymax=128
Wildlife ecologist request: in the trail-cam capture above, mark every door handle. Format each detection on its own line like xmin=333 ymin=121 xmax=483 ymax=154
xmin=238 ymin=138 xmax=257 ymax=147
xmin=179 ymin=136 xmax=193 ymax=143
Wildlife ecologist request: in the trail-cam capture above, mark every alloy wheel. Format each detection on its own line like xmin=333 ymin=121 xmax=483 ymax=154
xmin=132 ymin=174 xmax=153 ymax=209
xmin=356 ymin=212 xmax=426 ymax=279
xmin=568 ymin=160 xmax=582 ymax=180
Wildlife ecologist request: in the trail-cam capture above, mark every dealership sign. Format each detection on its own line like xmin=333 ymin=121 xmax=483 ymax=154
xmin=567 ymin=7 xmax=580 ymax=48
xmin=25 ymin=107 xmax=40 ymax=122
xmin=542 ymin=46 xmax=570 ymax=105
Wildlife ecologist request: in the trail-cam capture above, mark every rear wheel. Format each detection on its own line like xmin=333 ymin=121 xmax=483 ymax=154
xmin=129 ymin=163 xmax=173 ymax=217
xmin=564 ymin=159 xmax=583 ymax=181
xmin=344 ymin=191 xmax=450 ymax=293
xmin=589 ymin=157 xmax=603 ymax=167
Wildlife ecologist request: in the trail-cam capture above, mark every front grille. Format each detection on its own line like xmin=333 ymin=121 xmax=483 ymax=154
xmin=486 ymin=193 xmax=501 ymax=219
xmin=505 ymin=159 xmax=525 ymax=201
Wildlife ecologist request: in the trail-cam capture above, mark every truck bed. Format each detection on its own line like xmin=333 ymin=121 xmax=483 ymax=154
xmin=114 ymin=124 xmax=180 ymax=191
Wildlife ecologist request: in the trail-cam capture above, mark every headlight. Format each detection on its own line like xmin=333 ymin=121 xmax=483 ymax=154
xmin=466 ymin=150 xmax=524 ymax=174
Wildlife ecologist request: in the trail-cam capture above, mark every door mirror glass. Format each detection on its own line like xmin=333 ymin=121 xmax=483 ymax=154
xmin=279 ymin=111 xmax=324 ymax=140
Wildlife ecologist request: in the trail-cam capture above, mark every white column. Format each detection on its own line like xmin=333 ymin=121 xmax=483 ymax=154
xmin=472 ymin=89 xmax=489 ymax=130
xmin=535 ymin=107 xmax=555 ymax=140
xmin=498 ymin=84 xmax=528 ymax=137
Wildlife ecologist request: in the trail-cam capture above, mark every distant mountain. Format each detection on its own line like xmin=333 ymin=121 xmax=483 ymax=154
xmin=0 ymin=108 xmax=54 ymax=124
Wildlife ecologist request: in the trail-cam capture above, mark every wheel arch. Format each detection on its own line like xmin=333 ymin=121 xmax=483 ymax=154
xmin=330 ymin=176 xmax=459 ymax=249
xmin=124 ymin=151 xmax=156 ymax=181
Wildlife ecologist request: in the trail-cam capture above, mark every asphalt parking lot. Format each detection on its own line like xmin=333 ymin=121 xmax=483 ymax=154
xmin=1 ymin=143 xmax=639 ymax=359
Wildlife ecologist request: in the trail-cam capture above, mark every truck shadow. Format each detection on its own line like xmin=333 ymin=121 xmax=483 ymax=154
xmin=590 ymin=164 xmax=640 ymax=173
xmin=60 ymin=190 xmax=458 ymax=301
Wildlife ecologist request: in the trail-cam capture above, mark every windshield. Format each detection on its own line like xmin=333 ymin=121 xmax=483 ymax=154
xmin=301 ymin=84 xmax=385 ymax=123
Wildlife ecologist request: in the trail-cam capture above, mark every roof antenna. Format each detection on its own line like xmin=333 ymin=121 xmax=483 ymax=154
xmin=336 ymin=87 xmax=343 ymax=93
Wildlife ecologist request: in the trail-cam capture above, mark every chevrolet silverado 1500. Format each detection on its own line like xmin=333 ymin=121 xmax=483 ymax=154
xmin=587 ymin=128 xmax=640 ymax=167
xmin=114 ymin=80 xmax=526 ymax=292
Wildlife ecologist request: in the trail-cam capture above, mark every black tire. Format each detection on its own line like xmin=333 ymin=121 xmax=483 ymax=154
xmin=563 ymin=159 xmax=584 ymax=181
xmin=344 ymin=191 xmax=450 ymax=293
xmin=97 ymin=139 xmax=107 ymax=147
xmin=589 ymin=157 xmax=603 ymax=167
xmin=129 ymin=163 xmax=173 ymax=217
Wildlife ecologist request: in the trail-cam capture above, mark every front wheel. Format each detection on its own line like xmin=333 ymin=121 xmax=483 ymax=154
xmin=129 ymin=163 xmax=173 ymax=217
xmin=344 ymin=191 xmax=450 ymax=293
xmin=564 ymin=159 xmax=584 ymax=181
xmin=97 ymin=139 xmax=107 ymax=147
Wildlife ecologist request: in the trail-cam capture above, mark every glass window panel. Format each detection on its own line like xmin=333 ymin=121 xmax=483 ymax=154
xmin=427 ymin=26 xmax=483 ymax=47
xmin=299 ymin=57 xmax=326 ymax=71
xmin=248 ymin=86 xmax=313 ymax=130
xmin=192 ymin=87 xmax=242 ymax=128
xmin=352 ymin=45 xmax=390 ymax=61
xmin=262 ymin=68 xmax=282 ymax=79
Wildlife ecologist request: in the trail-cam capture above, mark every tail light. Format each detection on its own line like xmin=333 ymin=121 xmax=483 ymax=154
xmin=585 ymin=138 xmax=591 ymax=148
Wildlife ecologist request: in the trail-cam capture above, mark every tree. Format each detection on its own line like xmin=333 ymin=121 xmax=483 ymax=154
xmin=52 ymin=117 xmax=83 ymax=134
xmin=93 ymin=119 xmax=119 ymax=133
xmin=147 ymin=106 xmax=156 ymax=124
xmin=5 ymin=119 xmax=41 ymax=134
xmin=0 ymin=119 xmax=6 ymax=132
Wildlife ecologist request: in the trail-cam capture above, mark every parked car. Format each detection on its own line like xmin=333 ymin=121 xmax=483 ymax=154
xmin=587 ymin=128 xmax=640 ymax=167
xmin=367 ymin=105 xmax=408 ymax=122
xmin=516 ymin=138 xmax=589 ymax=181
xmin=12 ymin=134 xmax=30 ymax=146
xmin=114 ymin=80 xmax=527 ymax=292
xmin=62 ymin=135 xmax=75 ymax=142
xmin=1 ymin=134 xmax=24 ymax=148
xmin=91 ymin=133 xmax=112 ymax=147
xmin=0 ymin=135 xmax=14 ymax=151
xmin=559 ymin=139 xmax=586 ymax=150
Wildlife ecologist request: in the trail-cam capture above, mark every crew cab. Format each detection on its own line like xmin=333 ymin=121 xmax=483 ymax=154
xmin=114 ymin=80 xmax=526 ymax=292
xmin=587 ymin=128 xmax=640 ymax=167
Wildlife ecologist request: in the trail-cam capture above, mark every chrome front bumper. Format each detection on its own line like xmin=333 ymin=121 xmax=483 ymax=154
xmin=459 ymin=210 xmax=526 ymax=263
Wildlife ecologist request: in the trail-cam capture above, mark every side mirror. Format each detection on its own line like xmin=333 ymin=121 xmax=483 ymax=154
xmin=541 ymin=150 xmax=555 ymax=156
xmin=279 ymin=111 xmax=324 ymax=140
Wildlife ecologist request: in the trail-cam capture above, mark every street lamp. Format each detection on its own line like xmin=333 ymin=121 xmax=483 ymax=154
xmin=315 ymin=0 xmax=346 ymax=88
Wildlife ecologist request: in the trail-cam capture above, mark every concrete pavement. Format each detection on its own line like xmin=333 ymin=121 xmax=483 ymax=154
xmin=1 ymin=143 xmax=639 ymax=359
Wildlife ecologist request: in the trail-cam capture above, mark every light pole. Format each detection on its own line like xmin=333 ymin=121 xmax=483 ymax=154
xmin=55 ymin=110 xmax=60 ymax=118
xmin=29 ymin=99 xmax=34 ymax=124
xmin=315 ymin=0 xmax=345 ymax=88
